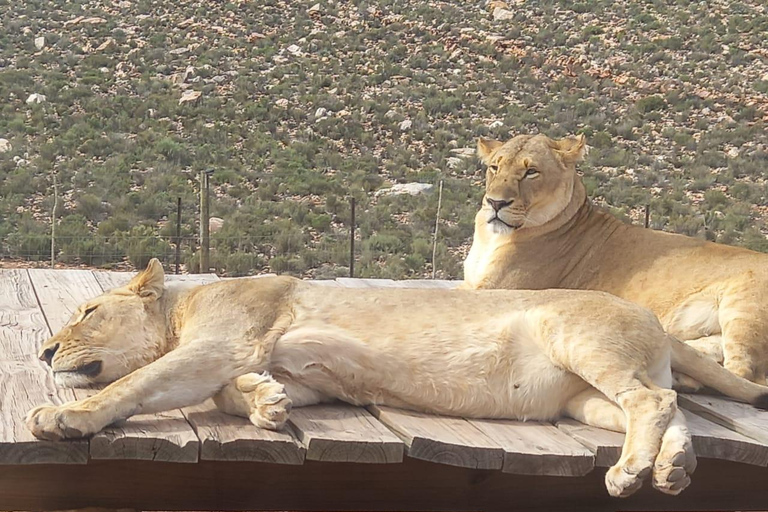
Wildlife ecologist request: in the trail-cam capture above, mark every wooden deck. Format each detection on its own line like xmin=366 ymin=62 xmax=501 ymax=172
xmin=3 ymin=269 xmax=768 ymax=511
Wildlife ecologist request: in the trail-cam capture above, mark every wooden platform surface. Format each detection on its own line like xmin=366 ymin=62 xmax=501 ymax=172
xmin=3 ymin=269 xmax=768 ymax=510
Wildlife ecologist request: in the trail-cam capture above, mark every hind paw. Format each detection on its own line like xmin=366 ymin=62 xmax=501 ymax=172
xmin=605 ymin=462 xmax=651 ymax=498
xmin=653 ymin=438 xmax=696 ymax=495
xmin=236 ymin=373 xmax=292 ymax=430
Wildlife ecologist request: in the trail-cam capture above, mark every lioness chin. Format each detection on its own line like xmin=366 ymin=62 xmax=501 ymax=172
xmin=464 ymin=133 xmax=768 ymax=385
xmin=28 ymin=259 xmax=768 ymax=497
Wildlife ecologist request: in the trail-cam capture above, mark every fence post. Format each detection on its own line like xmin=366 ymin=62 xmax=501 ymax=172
xmin=175 ymin=197 xmax=182 ymax=274
xmin=199 ymin=170 xmax=211 ymax=274
xmin=431 ymin=180 xmax=444 ymax=279
xmin=349 ymin=197 xmax=356 ymax=278
xmin=644 ymin=204 xmax=650 ymax=229
xmin=50 ymin=171 xmax=58 ymax=268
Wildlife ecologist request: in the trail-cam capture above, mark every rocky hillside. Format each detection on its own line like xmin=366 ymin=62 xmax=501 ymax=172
xmin=1 ymin=0 xmax=766 ymax=277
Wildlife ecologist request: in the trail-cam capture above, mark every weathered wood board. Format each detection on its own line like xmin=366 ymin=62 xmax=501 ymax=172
xmin=471 ymin=418 xmax=594 ymax=476
xmin=369 ymin=405 xmax=503 ymax=469
xmin=289 ymin=404 xmax=403 ymax=463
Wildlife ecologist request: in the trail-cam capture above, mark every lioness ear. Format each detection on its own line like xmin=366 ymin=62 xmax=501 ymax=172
xmin=552 ymin=134 xmax=589 ymax=165
xmin=477 ymin=138 xmax=503 ymax=165
xmin=127 ymin=258 xmax=165 ymax=301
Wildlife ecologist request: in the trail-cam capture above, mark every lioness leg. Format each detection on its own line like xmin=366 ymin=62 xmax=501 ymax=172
xmin=564 ymin=388 xmax=625 ymax=432
xmin=214 ymin=373 xmax=332 ymax=430
xmin=673 ymin=336 xmax=724 ymax=392
xmin=213 ymin=373 xmax=293 ymax=429
xmin=717 ymin=284 xmax=768 ymax=383
xmin=652 ymin=409 xmax=696 ymax=495
xmin=563 ymin=363 xmax=678 ymax=498
xmin=27 ymin=334 xmax=280 ymax=440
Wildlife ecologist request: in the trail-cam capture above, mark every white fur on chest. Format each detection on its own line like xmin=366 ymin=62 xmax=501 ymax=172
xmin=463 ymin=225 xmax=508 ymax=287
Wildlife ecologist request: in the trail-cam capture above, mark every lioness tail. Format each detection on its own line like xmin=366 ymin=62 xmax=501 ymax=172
xmin=669 ymin=336 xmax=768 ymax=409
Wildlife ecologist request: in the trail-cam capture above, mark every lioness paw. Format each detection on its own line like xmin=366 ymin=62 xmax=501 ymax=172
xmin=236 ymin=373 xmax=292 ymax=430
xmin=653 ymin=434 xmax=696 ymax=495
xmin=26 ymin=405 xmax=89 ymax=441
xmin=605 ymin=462 xmax=651 ymax=498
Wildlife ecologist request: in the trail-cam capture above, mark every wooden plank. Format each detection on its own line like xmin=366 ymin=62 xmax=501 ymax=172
xmin=679 ymin=393 xmax=768 ymax=445
xmin=307 ymin=279 xmax=343 ymax=287
xmin=683 ymin=409 xmax=768 ymax=466
xmin=182 ymin=400 xmax=304 ymax=464
xmin=0 ymin=269 xmax=88 ymax=464
xmin=559 ymin=409 xmax=768 ymax=469
xmin=335 ymin=277 xmax=396 ymax=288
xmin=556 ymin=419 xmax=623 ymax=468
xmin=289 ymin=404 xmax=403 ymax=463
xmin=471 ymin=418 xmax=594 ymax=476
xmin=388 ymin=279 xmax=459 ymax=289
xmin=28 ymin=269 xmax=200 ymax=463
xmin=368 ymin=405 xmax=503 ymax=470
xmin=92 ymin=271 xmax=220 ymax=291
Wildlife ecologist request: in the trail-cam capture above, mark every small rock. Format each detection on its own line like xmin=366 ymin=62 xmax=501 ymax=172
xmin=169 ymin=47 xmax=190 ymax=55
xmin=212 ymin=75 xmax=226 ymax=83
xmin=399 ymin=119 xmax=412 ymax=131
xmin=178 ymin=90 xmax=201 ymax=105
xmin=375 ymin=183 xmax=434 ymax=197
xmin=96 ymin=38 xmax=115 ymax=52
xmin=286 ymin=44 xmax=302 ymax=55
xmin=450 ymin=147 xmax=476 ymax=157
xmin=209 ymin=217 xmax=224 ymax=233
xmin=276 ymin=98 xmax=289 ymax=107
xmin=34 ymin=36 xmax=45 ymax=50
xmin=446 ymin=157 xmax=463 ymax=169
xmin=315 ymin=107 xmax=327 ymax=118
xmin=0 ymin=138 xmax=11 ymax=153
xmin=726 ymin=147 xmax=739 ymax=158
xmin=488 ymin=120 xmax=504 ymax=129
xmin=307 ymin=3 xmax=321 ymax=14
xmin=26 ymin=93 xmax=46 ymax=105
xmin=13 ymin=156 xmax=29 ymax=167
xmin=492 ymin=7 xmax=515 ymax=20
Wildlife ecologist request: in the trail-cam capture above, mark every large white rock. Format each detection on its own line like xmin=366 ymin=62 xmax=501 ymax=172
xmin=0 ymin=138 xmax=11 ymax=153
xmin=26 ymin=93 xmax=47 ymax=104
xmin=375 ymin=182 xmax=434 ymax=197
xmin=34 ymin=36 xmax=45 ymax=50
xmin=399 ymin=119 xmax=412 ymax=131
xmin=209 ymin=217 xmax=224 ymax=233
xmin=179 ymin=90 xmax=201 ymax=105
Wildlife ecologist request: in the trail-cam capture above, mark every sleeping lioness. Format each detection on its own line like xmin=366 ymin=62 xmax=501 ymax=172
xmin=464 ymin=133 xmax=768 ymax=384
xmin=27 ymin=260 xmax=768 ymax=497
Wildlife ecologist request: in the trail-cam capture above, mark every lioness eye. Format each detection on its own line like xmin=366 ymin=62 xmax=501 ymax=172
xmin=83 ymin=305 xmax=98 ymax=318
xmin=488 ymin=165 xmax=499 ymax=173
xmin=525 ymin=168 xmax=539 ymax=178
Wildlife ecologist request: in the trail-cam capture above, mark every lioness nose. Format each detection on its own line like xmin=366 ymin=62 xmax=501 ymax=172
xmin=486 ymin=197 xmax=513 ymax=212
xmin=40 ymin=343 xmax=60 ymax=366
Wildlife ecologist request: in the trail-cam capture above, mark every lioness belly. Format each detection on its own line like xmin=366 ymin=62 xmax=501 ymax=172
xmin=269 ymin=323 xmax=588 ymax=420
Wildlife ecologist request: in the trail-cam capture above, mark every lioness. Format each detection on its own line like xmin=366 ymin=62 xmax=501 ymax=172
xmin=465 ymin=133 xmax=768 ymax=384
xmin=27 ymin=260 xmax=768 ymax=497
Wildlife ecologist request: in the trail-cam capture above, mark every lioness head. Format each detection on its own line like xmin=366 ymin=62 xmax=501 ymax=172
xmin=476 ymin=134 xmax=587 ymax=233
xmin=38 ymin=259 xmax=168 ymax=387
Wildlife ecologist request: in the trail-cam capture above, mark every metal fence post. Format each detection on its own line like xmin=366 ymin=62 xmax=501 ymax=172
xmin=349 ymin=197 xmax=356 ymax=278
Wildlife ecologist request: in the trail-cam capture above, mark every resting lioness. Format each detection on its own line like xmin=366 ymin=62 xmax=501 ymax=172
xmin=27 ymin=260 xmax=768 ymax=497
xmin=464 ymin=133 xmax=768 ymax=384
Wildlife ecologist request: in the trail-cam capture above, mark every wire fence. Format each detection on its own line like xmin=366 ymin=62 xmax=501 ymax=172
xmin=0 ymin=233 xmax=369 ymax=278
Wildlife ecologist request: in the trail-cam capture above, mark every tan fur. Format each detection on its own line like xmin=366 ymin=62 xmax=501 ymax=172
xmin=27 ymin=260 xmax=768 ymax=496
xmin=465 ymin=133 xmax=768 ymax=383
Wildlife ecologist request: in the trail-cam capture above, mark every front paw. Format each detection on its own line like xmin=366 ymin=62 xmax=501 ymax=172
xmin=26 ymin=405 xmax=92 ymax=441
